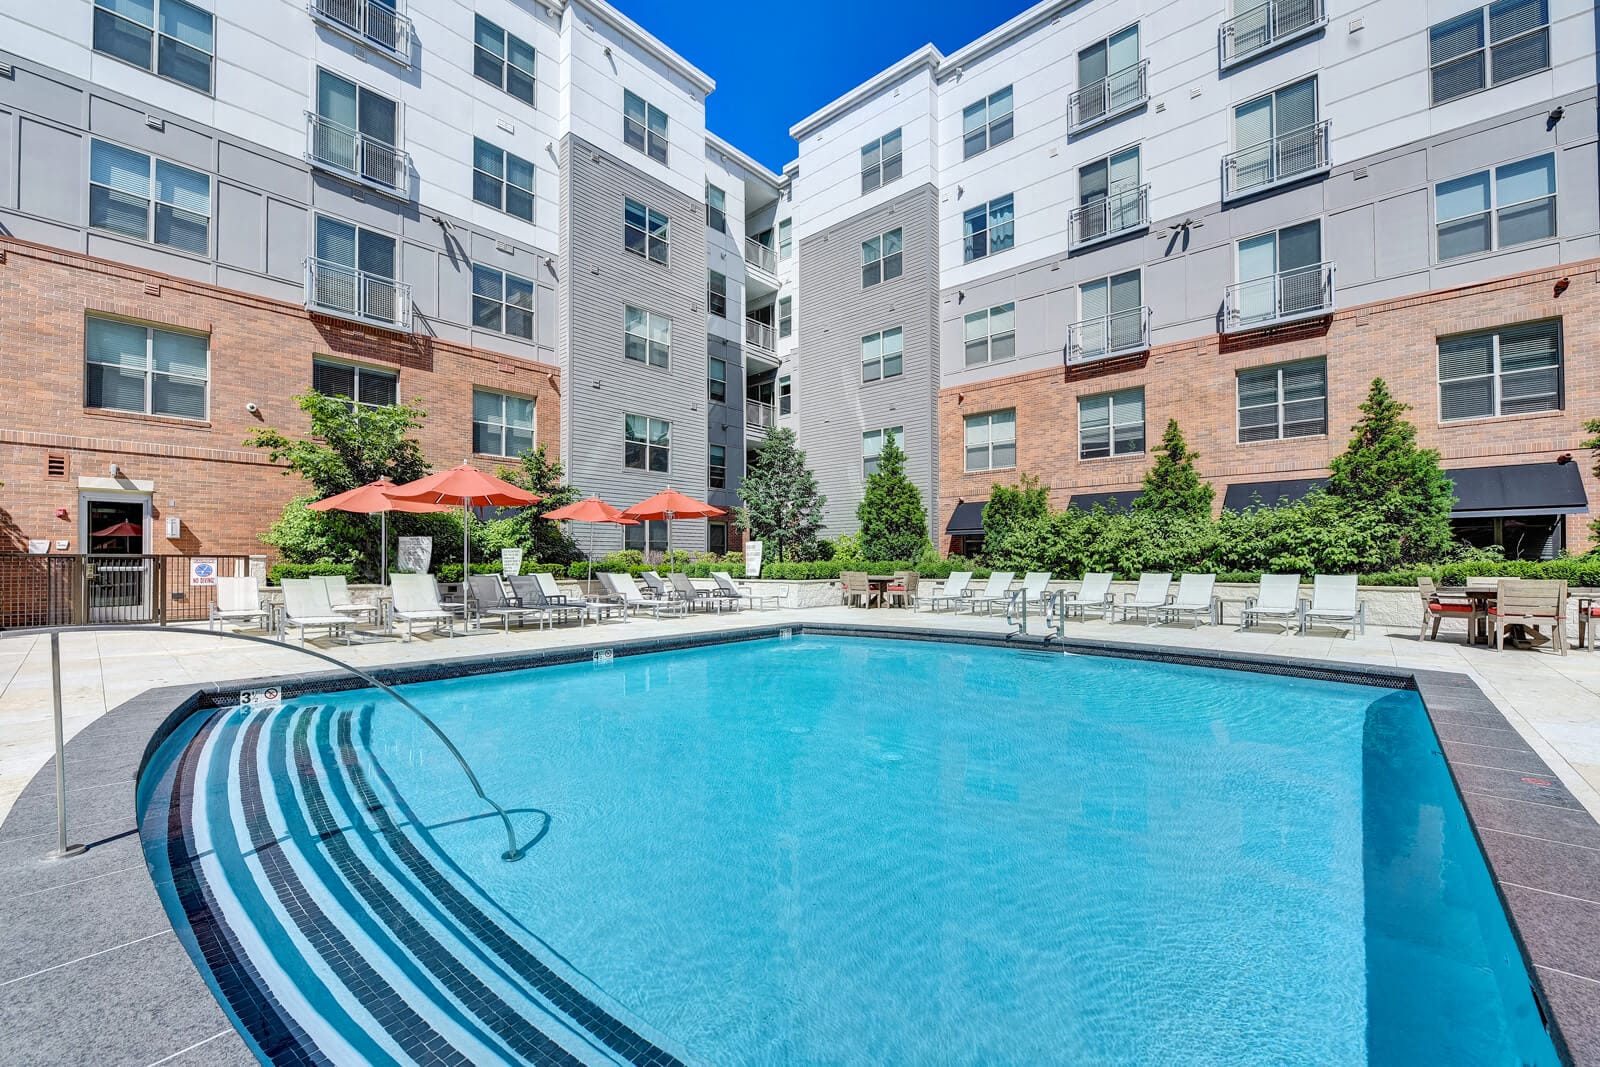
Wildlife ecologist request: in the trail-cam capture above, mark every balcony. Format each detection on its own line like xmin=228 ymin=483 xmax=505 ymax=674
xmin=1219 ymin=0 xmax=1326 ymax=69
xmin=310 ymin=0 xmax=413 ymax=63
xmin=1069 ymin=185 xmax=1150 ymax=250
xmin=745 ymin=317 xmax=775 ymax=353
xmin=746 ymin=398 xmax=775 ymax=432
xmin=306 ymin=113 xmax=411 ymax=196
xmin=1222 ymin=120 xmax=1331 ymax=200
xmin=1067 ymin=306 xmax=1152 ymax=365
xmin=306 ymin=259 xmax=412 ymax=331
xmin=1222 ymin=262 xmax=1334 ymax=333
xmin=744 ymin=238 xmax=777 ymax=276
xmin=1069 ymin=59 xmax=1149 ymax=134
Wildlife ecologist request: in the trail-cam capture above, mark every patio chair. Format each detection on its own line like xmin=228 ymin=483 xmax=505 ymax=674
xmin=1119 ymin=573 xmax=1174 ymax=623
xmin=922 ymin=571 xmax=973 ymax=612
xmin=884 ymin=570 xmax=919 ymax=609
xmin=841 ymin=571 xmax=876 ymax=608
xmin=1051 ymin=573 xmax=1114 ymax=622
xmin=640 ymin=571 xmax=674 ymax=599
xmin=713 ymin=571 xmax=784 ymax=609
xmin=389 ymin=573 xmax=457 ymax=641
xmin=320 ymin=574 xmax=379 ymax=625
xmin=210 ymin=576 xmax=270 ymax=632
xmin=1490 ymin=578 xmax=1568 ymax=655
xmin=965 ymin=571 xmax=1018 ymax=614
xmin=668 ymin=571 xmax=726 ymax=612
xmin=467 ymin=574 xmax=544 ymax=631
xmin=507 ymin=575 xmax=588 ymax=627
xmin=533 ymin=570 xmax=624 ymax=622
xmin=1158 ymin=574 xmax=1218 ymax=627
xmin=599 ymin=571 xmax=690 ymax=618
xmin=1419 ymin=577 xmax=1483 ymax=644
xmin=1300 ymin=574 xmax=1366 ymax=636
xmin=279 ymin=578 xmax=355 ymax=645
xmin=1240 ymin=574 xmax=1303 ymax=632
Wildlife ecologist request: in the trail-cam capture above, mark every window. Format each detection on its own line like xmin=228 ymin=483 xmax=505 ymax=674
xmin=1438 ymin=321 xmax=1561 ymax=421
xmin=779 ymin=297 xmax=793 ymax=338
xmin=313 ymin=70 xmax=403 ymax=189
xmin=862 ymin=426 xmax=904 ymax=477
xmin=1078 ymin=271 xmax=1145 ymax=356
xmin=85 ymin=316 xmax=208 ymax=419
xmin=1234 ymin=221 xmax=1325 ymax=326
xmin=964 ymin=410 xmax=1017 ymax=472
xmin=623 ymin=90 xmax=669 ymax=164
xmin=625 ymin=520 xmax=669 ymax=554
xmin=1435 ymin=154 xmax=1556 ymax=260
xmin=624 ymin=306 xmax=670 ymax=368
xmin=1074 ymin=25 xmax=1141 ymax=128
xmin=707 ymin=271 xmax=728 ymax=318
xmin=708 ymin=357 xmax=727 ymax=402
xmin=778 ymin=375 xmax=792 ymax=415
xmin=706 ymin=183 xmax=726 ymax=233
xmin=861 ymin=327 xmax=904 ymax=383
xmin=472 ymin=139 xmax=534 ymax=221
xmin=473 ymin=16 xmax=535 ymax=106
xmin=860 ymin=128 xmax=902 ymax=194
xmin=1076 ymin=146 xmax=1143 ymax=243
xmin=472 ymin=390 xmax=535 ymax=457
xmin=1230 ymin=78 xmax=1320 ymax=194
xmin=313 ymin=358 xmax=397 ymax=409
xmin=624 ymin=198 xmax=670 ymax=264
xmin=1237 ymin=358 xmax=1327 ymax=442
xmin=471 ymin=265 xmax=534 ymax=339
xmin=708 ymin=521 xmax=728 ymax=555
xmin=963 ymin=303 xmax=1016 ymax=367
xmin=962 ymin=86 xmax=1014 ymax=158
xmin=1078 ymin=389 xmax=1145 ymax=460
xmin=310 ymin=216 xmax=401 ymax=323
xmin=778 ymin=218 xmax=793 ymax=259
xmin=709 ymin=444 xmax=727 ymax=489
xmin=1430 ymin=0 xmax=1549 ymax=106
xmin=89 ymin=141 xmax=210 ymax=255
xmin=624 ymin=414 xmax=670 ymax=472
xmin=963 ymin=194 xmax=1015 ymax=262
xmin=861 ymin=228 xmax=903 ymax=287
xmin=93 ymin=0 xmax=213 ymax=93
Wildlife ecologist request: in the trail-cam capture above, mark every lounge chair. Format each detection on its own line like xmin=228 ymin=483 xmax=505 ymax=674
xmin=1003 ymin=571 xmax=1052 ymax=619
xmin=209 ymin=576 xmax=270 ymax=632
xmin=841 ymin=571 xmax=875 ymax=608
xmin=1052 ymin=573 xmax=1113 ymax=622
xmin=1419 ymin=577 xmax=1483 ymax=644
xmin=467 ymin=574 xmax=544 ymax=631
xmin=320 ymin=574 xmax=379 ymax=625
xmin=1240 ymin=574 xmax=1302 ymax=632
xmin=598 ymin=572 xmax=689 ymax=618
xmin=533 ymin=571 xmax=624 ymax=623
xmin=922 ymin=571 xmax=973 ymax=612
xmin=279 ymin=577 xmax=356 ymax=645
xmin=1490 ymin=578 xmax=1567 ymax=655
xmin=713 ymin=571 xmax=784 ymax=609
xmin=1157 ymin=574 xmax=1218 ymax=626
xmin=1300 ymin=574 xmax=1366 ymax=636
xmin=670 ymin=571 xmax=727 ymax=612
xmin=507 ymin=575 xmax=588 ymax=627
xmin=884 ymin=570 xmax=919 ymax=609
xmin=640 ymin=571 xmax=673 ymax=599
xmin=389 ymin=573 xmax=457 ymax=641
xmin=1119 ymin=573 xmax=1173 ymax=623
xmin=965 ymin=571 xmax=1017 ymax=614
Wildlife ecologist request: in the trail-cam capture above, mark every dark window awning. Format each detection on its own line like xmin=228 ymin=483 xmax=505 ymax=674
xmin=1068 ymin=491 xmax=1138 ymax=513
xmin=945 ymin=500 xmax=987 ymax=535
xmin=1223 ymin=478 xmax=1324 ymax=510
xmin=1448 ymin=462 xmax=1589 ymax=519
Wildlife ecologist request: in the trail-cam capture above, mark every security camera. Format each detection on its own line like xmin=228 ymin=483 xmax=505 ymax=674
xmin=245 ymin=402 xmax=259 ymax=413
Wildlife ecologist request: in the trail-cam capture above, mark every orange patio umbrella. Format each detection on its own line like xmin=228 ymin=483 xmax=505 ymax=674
xmin=307 ymin=477 xmax=452 ymax=580
xmin=387 ymin=463 xmax=540 ymax=579
xmin=542 ymin=496 xmax=638 ymax=581
xmin=622 ymin=488 xmax=724 ymax=572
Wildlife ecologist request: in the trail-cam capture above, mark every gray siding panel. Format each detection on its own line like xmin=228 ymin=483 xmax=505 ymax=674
xmin=216 ymin=183 xmax=265 ymax=272
xmin=265 ymin=198 xmax=307 ymax=281
xmin=0 ymin=108 xmax=12 ymax=209
xmin=87 ymin=97 xmax=210 ymax=170
xmin=17 ymin=117 xmax=79 ymax=223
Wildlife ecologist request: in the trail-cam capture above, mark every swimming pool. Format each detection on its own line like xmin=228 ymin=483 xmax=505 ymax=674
xmin=139 ymin=634 xmax=1559 ymax=1065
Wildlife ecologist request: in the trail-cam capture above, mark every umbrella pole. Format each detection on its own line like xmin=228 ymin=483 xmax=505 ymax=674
xmin=462 ymin=500 xmax=469 ymax=578
xmin=380 ymin=511 xmax=388 ymax=581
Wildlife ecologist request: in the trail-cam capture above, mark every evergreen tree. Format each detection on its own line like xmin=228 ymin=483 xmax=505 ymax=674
xmin=981 ymin=474 xmax=1051 ymax=562
xmin=1326 ymin=378 xmax=1456 ymax=566
xmin=1584 ymin=418 xmax=1600 ymax=542
xmin=737 ymin=426 xmax=826 ymax=563
xmin=856 ymin=430 xmax=930 ymax=560
xmin=1135 ymin=419 xmax=1214 ymax=518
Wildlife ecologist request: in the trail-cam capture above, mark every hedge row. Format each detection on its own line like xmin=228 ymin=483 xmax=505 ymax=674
xmin=266 ymin=562 xmax=356 ymax=585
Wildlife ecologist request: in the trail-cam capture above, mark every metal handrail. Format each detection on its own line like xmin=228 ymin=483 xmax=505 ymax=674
xmin=305 ymin=258 xmax=413 ymax=330
xmin=1069 ymin=58 xmax=1149 ymax=131
xmin=1219 ymin=0 xmax=1326 ymax=67
xmin=1222 ymin=119 xmax=1331 ymax=199
xmin=305 ymin=112 xmax=411 ymax=193
xmin=1067 ymin=306 xmax=1153 ymax=364
xmin=745 ymin=317 xmax=775 ymax=352
xmin=1222 ymin=261 xmax=1335 ymax=332
xmin=744 ymin=238 xmax=776 ymax=274
xmin=309 ymin=0 xmax=413 ymax=60
xmin=1069 ymin=184 xmax=1150 ymax=248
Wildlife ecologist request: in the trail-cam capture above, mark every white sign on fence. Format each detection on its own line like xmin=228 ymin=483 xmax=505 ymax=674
xmin=190 ymin=558 xmax=217 ymax=586
xmin=745 ymin=541 xmax=763 ymax=578
xmin=397 ymin=536 xmax=433 ymax=574
xmin=500 ymin=548 xmax=524 ymax=578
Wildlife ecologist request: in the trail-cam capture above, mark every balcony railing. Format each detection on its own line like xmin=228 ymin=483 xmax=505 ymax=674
xmin=744 ymin=238 xmax=777 ymax=275
xmin=1219 ymin=0 xmax=1326 ymax=68
xmin=1067 ymin=306 xmax=1152 ymax=365
xmin=1069 ymin=59 xmax=1149 ymax=133
xmin=306 ymin=259 xmax=412 ymax=331
xmin=1069 ymin=185 xmax=1151 ymax=249
xmin=1223 ymin=119 xmax=1331 ymax=200
xmin=310 ymin=0 xmax=413 ymax=62
xmin=746 ymin=399 xmax=775 ymax=430
xmin=306 ymin=113 xmax=411 ymax=195
xmin=745 ymin=317 xmax=775 ymax=352
xmin=1222 ymin=262 xmax=1334 ymax=332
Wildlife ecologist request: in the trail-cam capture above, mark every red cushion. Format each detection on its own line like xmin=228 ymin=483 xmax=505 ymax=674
xmin=886 ymin=584 xmax=906 ymax=592
xmin=1429 ymin=602 xmax=1477 ymax=613
xmin=1488 ymin=607 xmax=1558 ymax=617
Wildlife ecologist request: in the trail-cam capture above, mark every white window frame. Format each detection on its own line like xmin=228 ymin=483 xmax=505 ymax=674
xmin=778 ymin=374 xmax=792 ymax=415
xmin=861 ymin=327 xmax=904 ymax=383
xmin=778 ymin=218 xmax=793 ymax=259
xmin=708 ymin=356 xmax=727 ymax=402
xmin=862 ymin=425 xmax=904 ymax=477
xmin=471 ymin=389 xmax=536 ymax=458
xmin=1438 ymin=320 xmax=1562 ymax=422
xmin=624 ymin=197 xmax=670 ymax=265
xmin=472 ymin=138 xmax=534 ymax=222
xmin=1077 ymin=388 xmax=1145 ymax=461
xmin=624 ymin=306 xmax=671 ymax=369
xmin=962 ymin=85 xmax=1014 ymax=159
xmin=1428 ymin=0 xmax=1550 ymax=107
xmin=88 ymin=139 xmax=212 ymax=256
xmin=623 ymin=89 xmax=669 ymax=164
xmin=84 ymin=316 xmax=210 ymax=421
xmin=963 ymin=194 xmax=1015 ymax=262
xmin=1235 ymin=357 xmax=1328 ymax=443
xmin=964 ymin=409 xmax=1017 ymax=473
xmin=92 ymin=0 xmax=214 ymax=94
xmin=625 ymin=519 xmax=669 ymax=554
xmin=708 ymin=443 xmax=727 ymax=489
xmin=779 ymin=296 xmax=793 ymax=338
xmin=963 ymin=303 xmax=1016 ymax=367
xmin=861 ymin=227 xmax=903 ymax=287
xmin=471 ymin=265 xmax=534 ymax=339
xmin=860 ymin=128 xmax=903 ymax=194
xmin=1433 ymin=153 xmax=1557 ymax=262
xmin=623 ymin=413 xmax=671 ymax=472
xmin=706 ymin=183 xmax=727 ymax=233
xmin=707 ymin=270 xmax=728 ymax=318
xmin=473 ymin=15 xmax=535 ymax=106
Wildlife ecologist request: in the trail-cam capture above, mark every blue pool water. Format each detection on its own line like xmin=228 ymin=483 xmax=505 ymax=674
xmin=141 ymin=635 xmax=1558 ymax=1065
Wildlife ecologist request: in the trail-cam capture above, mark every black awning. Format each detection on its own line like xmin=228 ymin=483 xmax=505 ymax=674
xmin=1448 ymin=462 xmax=1589 ymax=519
xmin=1222 ymin=478 xmax=1324 ymax=510
xmin=1068 ymin=491 xmax=1138 ymax=513
xmin=945 ymin=500 xmax=987 ymax=535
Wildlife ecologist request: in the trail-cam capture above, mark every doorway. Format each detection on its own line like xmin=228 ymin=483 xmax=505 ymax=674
xmin=82 ymin=496 xmax=151 ymax=621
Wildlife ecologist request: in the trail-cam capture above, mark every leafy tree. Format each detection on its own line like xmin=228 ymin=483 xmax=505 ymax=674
xmin=981 ymin=474 xmax=1051 ymax=564
xmin=1582 ymin=418 xmax=1600 ymax=541
xmin=1135 ymin=419 xmax=1214 ymax=518
xmin=1326 ymin=378 xmax=1455 ymax=567
xmin=856 ymin=429 xmax=929 ymax=560
xmin=737 ymin=426 xmax=826 ymax=563
xmin=492 ymin=444 xmax=581 ymax=564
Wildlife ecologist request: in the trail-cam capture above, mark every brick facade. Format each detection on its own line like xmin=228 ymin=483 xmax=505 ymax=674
xmin=0 ymin=237 xmax=561 ymax=557
xmin=939 ymin=259 xmax=1600 ymax=554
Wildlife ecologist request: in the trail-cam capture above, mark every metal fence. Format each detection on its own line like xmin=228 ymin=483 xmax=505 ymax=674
xmin=0 ymin=555 xmax=253 ymax=630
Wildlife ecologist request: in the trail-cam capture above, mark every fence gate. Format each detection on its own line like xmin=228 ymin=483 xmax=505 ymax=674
xmin=0 ymin=555 xmax=252 ymax=630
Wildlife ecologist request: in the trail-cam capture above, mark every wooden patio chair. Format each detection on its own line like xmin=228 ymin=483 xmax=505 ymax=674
xmin=1490 ymin=578 xmax=1568 ymax=655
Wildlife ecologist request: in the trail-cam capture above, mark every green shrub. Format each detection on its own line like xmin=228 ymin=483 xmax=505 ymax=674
xmin=267 ymin=562 xmax=357 ymax=585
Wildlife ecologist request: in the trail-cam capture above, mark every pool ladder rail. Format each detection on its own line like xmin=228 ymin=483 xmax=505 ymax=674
xmin=1005 ymin=588 xmax=1068 ymax=643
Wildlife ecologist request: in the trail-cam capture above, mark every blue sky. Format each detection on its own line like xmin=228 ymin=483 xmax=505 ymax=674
xmin=621 ymin=0 xmax=1041 ymax=172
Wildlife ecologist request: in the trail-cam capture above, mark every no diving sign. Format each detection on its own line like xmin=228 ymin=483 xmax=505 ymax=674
xmin=190 ymin=558 xmax=218 ymax=586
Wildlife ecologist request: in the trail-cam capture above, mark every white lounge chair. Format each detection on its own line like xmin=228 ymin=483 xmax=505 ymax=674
xmin=713 ymin=571 xmax=783 ymax=609
xmin=923 ymin=571 xmax=974 ymax=612
xmin=1300 ymin=574 xmax=1366 ymax=636
xmin=1052 ymin=573 xmax=1114 ymax=621
xmin=532 ymin=571 xmax=624 ymax=623
xmin=1241 ymin=574 xmax=1303 ymax=632
xmin=599 ymin=572 xmax=689 ymax=618
xmin=1119 ymin=573 xmax=1174 ymax=622
xmin=1017 ymin=571 xmax=1053 ymax=608
xmin=210 ymin=576 xmax=269 ymax=632
xmin=389 ymin=573 xmax=457 ymax=641
xmin=965 ymin=571 xmax=1017 ymax=614
xmin=320 ymin=574 xmax=378 ymax=625
xmin=1158 ymin=574 xmax=1218 ymax=626
xmin=279 ymin=577 xmax=356 ymax=645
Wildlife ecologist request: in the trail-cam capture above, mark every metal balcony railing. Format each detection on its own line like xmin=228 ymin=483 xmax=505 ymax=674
xmin=310 ymin=0 xmax=413 ymax=62
xmin=1222 ymin=119 xmax=1331 ymax=200
xmin=1069 ymin=185 xmax=1151 ymax=248
xmin=1067 ymin=306 xmax=1152 ymax=365
xmin=306 ymin=113 xmax=411 ymax=194
xmin=1222 ymin=262 xmax=1334 ymax=332
xmin=1069 ymin=59 xmax=1149 ymax=132
xmin=1219 ymin=0 xmax=1326 ymax=68
xmin=306 ymin=259 xmax=413 ymax=330
xmin=746 ymin=399 xmax=775 ymax=430
xmin=745 ymin=317 xmax=775 ymax=352
xmin=744 ymin=238 xmax=777 ymax=275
